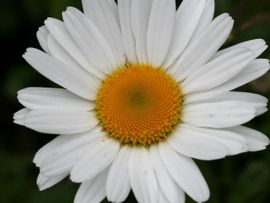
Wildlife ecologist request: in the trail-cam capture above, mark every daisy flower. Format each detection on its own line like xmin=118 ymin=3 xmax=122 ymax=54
xmin=14 ymin=0 xmax=269 ymax=202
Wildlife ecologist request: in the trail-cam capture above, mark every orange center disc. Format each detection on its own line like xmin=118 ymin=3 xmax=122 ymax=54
xmin=95 ymin=64 xmax=183 ymax=146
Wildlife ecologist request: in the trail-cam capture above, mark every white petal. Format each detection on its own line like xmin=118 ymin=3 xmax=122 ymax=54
xmin=150 ymin=146 xmax=185 ymax=203
xmin=191 ymin=0 xmax=215 ymax=40
xmin=182 ymin=48 xmax=254 ymax=93
xmin=104 ymin=0 xmax=119 ymax=20
xmin=40 ymin=142 xmax=89 ymax=176
xmin=128 ymin=148 xmax=158 ymax=203
xmin=183 ymin=101 xmax=255 ymax=128
xmin=45 ymin=18 xmax=104 ymax=79
xmin=184 ymin=59 xmax=270 ymax=103
xmin=23 ymin=48 xmax=97 ymax=100
xmin=159 ymin=142 xmax=209 ymax=202
xmin=229 ymin=126 xmax=270 ymax=152
xmin=118 ymin=0 xmax=137 ymax=63
xmin=63 ymin=8 xmax=116 ymax=74
xmin=180 ymin=124 xmax=248 ymax=155
xmin=106 ymin=146 xmax=131 ymax=203
xmin=158 ymin=190 xmax=170 ymax=203
xmin=199 ymin=92 xmax=268 ymax=116
xmin=37 ymin=173 xmax=67 ymax=191
xmin=34 ymin=134 xmax=75 ymax=165
xmin=13 ymin=108 xmax=30 ymax=126
xmin=214 ymin=39 xmax=267 ymax=59
xmin=164 ymin=0 xmax=206 ymax=67
xmin=224 ymin=59 xmax=270 ymax=90
xmin=82 ymin=0 xmax=125 ymax=67
xmin=24 ymin=110 xmax=98 ymax=134
xmin=131 ymin=0 xmax=152 ymax=64
xmin=147 ymin=0 xmax=176 ymax=67
xmin=36 ymin=26 xmax=50 ymax=53
xmin=47 ymin=34 xmax=80 ymax=67
xmin=168 ymin=124 xmax=228 ymax=160
xmin=47 ymin=34 xmax=101 ymax=87
xmin=169 ymin=14 xmax=233 ymax=81
xmin=38 ymin=128 xmax=103 ymax=176
xmin=82 ymin=0 xmax=118 ymax=25
xmin=74 ymin=169 xmax=108 ymax=203
xmin=71 ymin=137 xmax=120 ymax=182
xmin=17 ymin=87 xmax=94 ymax=111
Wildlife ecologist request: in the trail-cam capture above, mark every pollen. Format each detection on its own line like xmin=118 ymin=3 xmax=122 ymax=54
xmin=95 ymin=64 xmax=183 ymax=147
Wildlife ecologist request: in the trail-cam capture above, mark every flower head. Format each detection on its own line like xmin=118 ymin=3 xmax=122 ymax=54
xmin=14 ymin=0 xmax=269 ymax=202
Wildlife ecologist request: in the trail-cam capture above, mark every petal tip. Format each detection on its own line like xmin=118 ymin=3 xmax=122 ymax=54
xmin=69 ymin=173 xmax=83 ymax=183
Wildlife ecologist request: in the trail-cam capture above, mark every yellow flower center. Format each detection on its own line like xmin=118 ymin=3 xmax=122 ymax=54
xmin=95 ymin=64 xmax=183 ymax=147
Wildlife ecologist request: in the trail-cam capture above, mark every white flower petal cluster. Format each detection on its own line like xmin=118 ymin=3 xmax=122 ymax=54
xmin=14 ymin=0 xmax=269 ymax=202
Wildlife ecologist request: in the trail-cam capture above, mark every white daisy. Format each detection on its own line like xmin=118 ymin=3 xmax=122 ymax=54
xmin=14 ymin=0 xmax=269 ymax=202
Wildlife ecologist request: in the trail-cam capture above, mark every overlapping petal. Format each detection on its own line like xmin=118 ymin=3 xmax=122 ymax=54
xmin=74 ymin=169 xmax=108 ymax=203
xmin=82 ymin=0 xmax=125 ymax=67
xmin=23 ymin=48 xmax=98 ymax=100
xmin=147 ymin=0 xmax=176 ymax=66
xmin=159 ymin=142 xmax=210 ymax=202
xmin=169 ymin=13 xmax=234 ymax=81
xmin=128 ymin=148 xmax=159 ymax=203
xmin=70 ymin=136 xmax=120 ymax=182
xmin=183 ymin=101 xmax=255 ymax=128
xmin=14 ymin=1 xmax=269 ymax=203
xmin=106 ymin=146 xmax=131 ymax=202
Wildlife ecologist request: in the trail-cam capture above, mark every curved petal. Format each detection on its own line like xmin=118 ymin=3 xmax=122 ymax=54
xmin=128 ymin=148 xmax=158 ymax=203
xmin=168 ymin=125 xmax=228 ymax=160
xmin=118 ymin=0 xmax=137 ymax=63
xmin=150 ymin=146 xmax=185 ymax=203
xmin=39 ymin=139 xmax=91 ymax=176
xmin=37 ymin=173 xmax=68 ymax=191
xmin=169 ymin=124 xmax=250 ymax=157
xmin=82 ymin=0 xmax=118 ymax=25
xmin=47 ymin=34 xmax=81 ymax=67
xmin=159 ymin=142 xmax=209 ymax=202
xmin=38 ymin=128 xmax=103 ymax=176
xmin=191 ymin=0 xmax=215 ymax=40
xmin=169 ymin=14 xmax=233 ymax=81
xmin=106 ymin=146 xmax=131 ymax=202
xmin=183 ymin=101 xmax=255 ymax=128
xmin=184 ymin=59 xmax=270 ymax=103
xmin=17 ymin=88 xmax=94 ymax=111
xmin=214 ymin=39 xmax=267 ymax=59
xmin=44 ymin=18 xmax=104 ymax=79
xmin=82 ymin=0 xmax=125 ymax=67
xmin=33 ymin=134 xmax=75 ymax=165
xmin=188 ymin=92 xmax=268 ymax=116
xmin=229 ymin=126 xmax=269 ymax=152
xmin=182 ymin=48 xmax=254 ymax=93
xmin=24 ymin=110 xmax=98 ymax=134
xmin=217 ymin=59 xmax=270 ymax=91
xmin=180 ymin=124 xmax=249 ymax=155
xmin=131 ymin=0 xmax=152 ymax=64
xmin=147 ymin=0 xmax=176 ymax=67
xmin=63 ymin=8 xmax=117 ymax=74
xmin=36 ymin=26 xmax=50 ymax=53
xmin=70 ymin=137 xmax=120 ymax=183
xmin=23 ymin=48 xmax=97 ymax=100
xmin=164 ymin=0 xmax=206 ymax=67
xmin=74 ymin=169 xmax=108 ymax=203
xmin=13 ymin=108 xmax=30 ymax=126
xmin=47 ymin=35 xmax=101 ymax=89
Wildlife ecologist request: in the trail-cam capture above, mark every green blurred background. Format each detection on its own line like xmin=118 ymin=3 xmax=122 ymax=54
xmin=0 ymin=0 xmax=270 ymax=202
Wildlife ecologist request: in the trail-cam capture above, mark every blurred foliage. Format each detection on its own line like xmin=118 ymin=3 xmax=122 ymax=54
xmin=0 ymin=0 xmax=270 ymax=202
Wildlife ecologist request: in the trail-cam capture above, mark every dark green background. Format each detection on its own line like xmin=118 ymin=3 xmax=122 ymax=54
xmin=1 ymin=0 xmax=270 ymax=202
